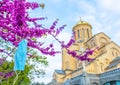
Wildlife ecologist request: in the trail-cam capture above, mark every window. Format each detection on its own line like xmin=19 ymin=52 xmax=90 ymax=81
xmin=100 ymin=63 xmax=104 ymax=72
xmin=93 ymin=42 xmax=96 ymax=46
xmin=87 ymin=29 xmax=89 ymax=38
xmin=77 ymin=30 xmax=80 ymax=38
xmin=111 ymin=48 xmax=120 ymax=57
xmin=116 ymin=52 xmax=118 ymax=57
xmin=105 ymin=59 xmax=109 ymax=64
xmin=92 ymin=82 xmax=98 ymax=85
xmin=112 ymin=52 xmax=114 ymax=56
xmin=99 ymin=37 xmax=108 ymax=47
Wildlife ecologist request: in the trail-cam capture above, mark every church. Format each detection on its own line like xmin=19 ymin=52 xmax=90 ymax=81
xmin=48 ymin=19 xmax=120 ymax=85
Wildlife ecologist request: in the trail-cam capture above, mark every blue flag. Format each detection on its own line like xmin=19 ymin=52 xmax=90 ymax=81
xmin=14 ymin=40 xmax=27 ymax=71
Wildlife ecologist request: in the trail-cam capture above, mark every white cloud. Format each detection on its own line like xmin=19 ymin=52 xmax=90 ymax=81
xmin=115 ymin=32 xmax=120 ymax=38
xmin=50 ymin=0 xmax=61 ymax=3
xmin=97 ymin=0 xmax=120 ymax=13
xmin=113 ymin=20 xmax=120 ymax=27
xmin=114 ymin=31 xmax=120 ymax=44
xmin=78 ymin=1 xmax=96 ymax=14
xmin=82 ymin=15 xmax=96 ymax=23
xmin=57 ymin=32 xmax=71 ymax=44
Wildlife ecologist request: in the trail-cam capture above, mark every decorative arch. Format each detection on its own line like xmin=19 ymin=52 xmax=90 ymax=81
xmin=100 ymin=62 xmax=104 ymax=72
xmin=99 ymin=37 xmax=108 ymax=47
xmin=111 ymin=47 xmax=120 ymax=57
xmin=105 ymin=58 xmax=110 ymax=65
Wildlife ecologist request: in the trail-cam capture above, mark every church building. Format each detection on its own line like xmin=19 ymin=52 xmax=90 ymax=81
xmin=48 ymin=19 xmax=120 ymax=85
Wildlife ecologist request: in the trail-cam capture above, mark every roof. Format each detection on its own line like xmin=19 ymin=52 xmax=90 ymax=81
xmin=55 ymin=70 xmax=65 ymax=75
xmin=101 ymin=68 xmax=120 ymax=77
xmin=113 ymin=56 xmax=120 ymax=61
xmin=73 ymin=20 xmax=92 ymax=29
xmin=84 ymin=32 xmax=111 ymax=44
xmin=106 ymin=57 xmax=120 ymax=69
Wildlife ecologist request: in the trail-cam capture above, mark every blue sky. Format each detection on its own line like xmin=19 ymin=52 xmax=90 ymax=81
xmin=27 ymin=0 xmax=120 ymax=84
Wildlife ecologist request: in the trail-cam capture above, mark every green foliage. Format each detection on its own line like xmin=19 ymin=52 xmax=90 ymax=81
xmin=0 ymin=61 xmax=31 ymax=85
xmin=0 ymin=37 xmax=48 ymax=84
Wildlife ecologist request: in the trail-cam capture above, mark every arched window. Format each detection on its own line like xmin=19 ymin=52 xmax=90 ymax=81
xmin=111 ymin=48 xmax=120 ymax=57
xmin=92 ymin=82 xmax=99 ymax=85
xmin=100 ymin=63 xmax=104 ymax=72
xmin=105 ymin=59 xmax=109 ymax=64
xmin=87 ymin=29 xmax=89 ymax=38
xmin=112 ymin=51 xmax=114 ymax=56
xmin=99 ymin=37 xmax=108 ymax=47
xmin=77 ymin=30 xmax=80 ymax=38
xmin=74 ymin=31 xmax=76 ymax=39
xmin=116 ymin=52 xmax=118 ymax=57
xmin=93 ymin=42 xmax=96 ymax=46
xmin=91 ymin=41 xmax=96 ymax=47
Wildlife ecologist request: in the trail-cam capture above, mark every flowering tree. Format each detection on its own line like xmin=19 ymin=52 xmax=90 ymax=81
xmin=0 ymin=0 xmax=75 ymax=56
xmin=0 ymin=0 xmax=74 ymax=83
xmin=0 ymin=0 xmax=96 ymax=84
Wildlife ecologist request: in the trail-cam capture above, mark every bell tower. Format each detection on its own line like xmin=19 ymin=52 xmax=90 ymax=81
xmin=73 ymin=19 xmax=92 ymax=43
xmin=62 ymin=19 xmax=92 ymax=71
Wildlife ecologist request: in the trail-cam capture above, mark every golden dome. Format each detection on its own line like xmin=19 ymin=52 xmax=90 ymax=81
xmin=77 ymin=20 xmax=89 ymax=25
xmin=73 ymin=20 xmax=92 ymax=29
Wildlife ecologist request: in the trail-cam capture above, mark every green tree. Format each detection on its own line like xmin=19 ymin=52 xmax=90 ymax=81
xmin=0 ymin=37 xmax=48 ymax=84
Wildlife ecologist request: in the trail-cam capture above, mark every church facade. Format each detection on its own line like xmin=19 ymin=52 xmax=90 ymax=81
xmin=48 ymin=20 xmax=120 ymax=85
